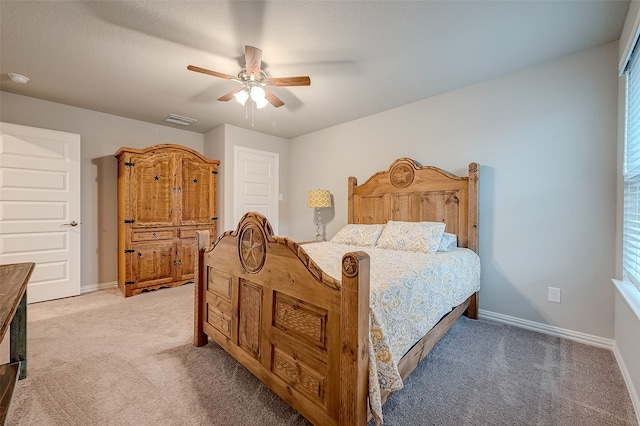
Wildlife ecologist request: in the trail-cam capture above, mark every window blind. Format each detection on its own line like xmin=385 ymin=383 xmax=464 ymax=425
xmin=624 ymin=43 xmax=640 ymax=292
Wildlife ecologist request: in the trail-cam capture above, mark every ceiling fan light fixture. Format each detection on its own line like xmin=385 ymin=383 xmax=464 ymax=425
xmin=234 ymin=89 xmax=249 ymax=106
xmin=254 ymin=96 xmax=269 ymax=109
xmin=250 ymin=86 xmax=265 ymax=101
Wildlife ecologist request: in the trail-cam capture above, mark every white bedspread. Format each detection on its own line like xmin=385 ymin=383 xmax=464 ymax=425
xmin=301 ymin=242 xmax=481 ymax=424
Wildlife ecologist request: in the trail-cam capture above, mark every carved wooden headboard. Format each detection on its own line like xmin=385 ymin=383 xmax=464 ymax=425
xmin=347 ymin=158 xmax=479 ymax=253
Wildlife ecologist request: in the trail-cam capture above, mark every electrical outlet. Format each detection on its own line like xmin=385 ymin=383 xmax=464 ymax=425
xmin=548 ymin=287 xmax=561 ymax=303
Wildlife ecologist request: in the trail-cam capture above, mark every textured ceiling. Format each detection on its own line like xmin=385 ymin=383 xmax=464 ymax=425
xmin=0 ymin=1 xmax=630 ymax=139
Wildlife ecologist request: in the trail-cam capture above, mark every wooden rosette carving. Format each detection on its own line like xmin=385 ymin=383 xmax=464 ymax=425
xmin=389 ymin=160 xmax=415 ymax=188
xmin=238 ymin=222 xmax=267 ymax=274
xmin=342 ymin=254 xmax=359 ymax=278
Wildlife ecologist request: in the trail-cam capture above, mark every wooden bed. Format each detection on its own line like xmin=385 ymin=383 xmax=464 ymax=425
xmin=193 ymin=158 xmax=479 ymax=425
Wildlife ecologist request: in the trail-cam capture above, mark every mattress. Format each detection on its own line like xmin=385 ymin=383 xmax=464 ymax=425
xmin=301 ymin=241 xmax=481 ymax=423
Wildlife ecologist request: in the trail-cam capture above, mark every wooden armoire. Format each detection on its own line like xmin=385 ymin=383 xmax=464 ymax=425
xmin=115 ymin=144 xmax=219 ymax=297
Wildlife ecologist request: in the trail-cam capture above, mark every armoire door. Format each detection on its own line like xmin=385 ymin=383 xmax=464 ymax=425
xmin=129 ymin=151 xmax=176 ymax=228
xmin=130 ymin=240 xmax=175 ymax=289
xmin=179 ymin=154 xmax=217 ymax=226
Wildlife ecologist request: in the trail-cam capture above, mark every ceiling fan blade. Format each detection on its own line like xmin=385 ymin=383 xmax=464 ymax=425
xmin=187 ymin=65 xmax=236 ymax=80
xmin=264 ymin=76 xmax=311 ymax=87
xmin=264 ymin=89 xmax=285 ymax=108
xmin=245 ymin=45 xmax=263 ymax=77
xmin=217 ymin=87 xmax=243 ymax=102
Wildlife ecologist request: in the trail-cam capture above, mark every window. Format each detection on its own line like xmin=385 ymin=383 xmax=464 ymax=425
xmin=623 ymin=41 xmax=640 ymax=292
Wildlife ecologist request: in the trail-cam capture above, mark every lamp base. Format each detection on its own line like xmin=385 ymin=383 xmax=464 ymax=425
xmin=315 ymin=209 xmax=323 ymax=242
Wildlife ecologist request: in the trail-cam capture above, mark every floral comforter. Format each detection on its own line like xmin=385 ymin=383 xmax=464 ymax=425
xmin=301 ymin=242 xmax=481 ymax=424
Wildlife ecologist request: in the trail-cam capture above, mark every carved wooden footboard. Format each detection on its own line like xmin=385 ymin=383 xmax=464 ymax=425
xmin=194 ymin=213 xmax=370 ymax=425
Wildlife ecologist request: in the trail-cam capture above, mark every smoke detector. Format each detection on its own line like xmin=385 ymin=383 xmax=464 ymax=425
xmin=8 ymin=73 xmax=29 ymax=84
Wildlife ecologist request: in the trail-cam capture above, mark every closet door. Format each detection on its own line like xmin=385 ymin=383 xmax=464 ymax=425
xmin=0 ymin=122 xmax=81 ymax=303
xmin=129 ymin=152 xmax=176 ymax=228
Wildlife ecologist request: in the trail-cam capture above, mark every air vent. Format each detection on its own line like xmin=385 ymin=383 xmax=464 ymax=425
xmin=164 ymin=114 xmax=197 ymax=126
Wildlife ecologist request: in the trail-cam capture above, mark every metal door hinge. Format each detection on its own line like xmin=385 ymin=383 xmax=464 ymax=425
xmin=124 ymin=249 xmax=135 ymax=253
xmin=124 ymin=281 xmax=135 ymax=285
xmin=124 ymin=219 xmax=135 ymax=224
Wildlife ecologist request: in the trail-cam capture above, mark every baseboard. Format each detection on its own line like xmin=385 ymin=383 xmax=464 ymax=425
xmin=478 ymin=309 xmax=614 ymax=350
xmin=613 ymin=342 xmax=640 ymax=425
xmin=81 ymin=281 xmax=117 ymax=294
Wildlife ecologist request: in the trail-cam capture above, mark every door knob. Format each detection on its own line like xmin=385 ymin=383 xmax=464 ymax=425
xmin=63 ymin=221 xmax=79 ymax=227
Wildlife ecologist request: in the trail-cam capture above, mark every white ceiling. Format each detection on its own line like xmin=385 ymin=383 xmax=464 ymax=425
xmin=0 ymin=1 xmax=630 ymax=139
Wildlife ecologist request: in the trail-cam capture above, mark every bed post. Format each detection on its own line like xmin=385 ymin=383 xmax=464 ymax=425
xmin=347 ymin=176 xmax=357 ymax=224
xmin=339 ymin=251 xmax=370 ymax=425
xmin=467 ymin=163 xmax=480 ymax=320
xmin=194 ymin=230 xmax=209 ymax=347
xmin=467 ymin=163 xmax=479 ymax=254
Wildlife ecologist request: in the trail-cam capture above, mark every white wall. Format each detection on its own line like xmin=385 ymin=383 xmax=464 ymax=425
xmin=289 ymin=42 xmax=619 ymax=340
xmin=204 ymin=124 xmax=290 ymax=236
xmin=0 ymin=91 xmax=204 ymax=292
xmin=203 ymin=124 xmax=225 ymax=237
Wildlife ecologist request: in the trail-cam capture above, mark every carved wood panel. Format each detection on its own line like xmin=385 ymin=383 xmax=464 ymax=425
xmin=272 ymin=346 xmax=325 ymax=406
xmin=239 ymin=279 xmax=262 ymax=359
xmin=207 ymin=269 xmax=232 ymax=300
xmin=205 ymin=268 xmax=233 ymax=338
xmin=273 ymin=292 xmax=327 ymax=350
xmin=207 ymin=306 xmax=231 ymax=338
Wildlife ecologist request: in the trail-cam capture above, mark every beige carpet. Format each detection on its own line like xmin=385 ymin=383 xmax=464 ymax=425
xmin=6 ymin=284 xmax=637 ymax=425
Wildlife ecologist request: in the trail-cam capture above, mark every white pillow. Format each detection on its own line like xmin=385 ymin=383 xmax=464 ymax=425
xmin=330 ymin=224 xmax=386 ymax=247
xmin=437 ymin=232 xmax=458 ymax=252
xmin=375 ymin=221 xmax=445 ymax=254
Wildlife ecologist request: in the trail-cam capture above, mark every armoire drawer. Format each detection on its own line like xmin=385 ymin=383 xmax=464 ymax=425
xmin=131 ymin=229 xmax=176 ymax=241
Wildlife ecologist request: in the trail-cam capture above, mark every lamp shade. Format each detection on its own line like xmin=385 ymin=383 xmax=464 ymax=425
xmin=307 ymin=190 xmax=332 ymax=208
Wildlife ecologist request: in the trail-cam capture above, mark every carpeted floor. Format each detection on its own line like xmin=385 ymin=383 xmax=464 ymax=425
xmin=6 ymin=284 xmax=637 ymax=426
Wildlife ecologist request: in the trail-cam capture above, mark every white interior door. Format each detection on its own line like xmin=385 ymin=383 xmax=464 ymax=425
xmin=234 ymin=146 xmax=279 ymax=234
xmin=0 ymin=122 xmax=81 ymax=303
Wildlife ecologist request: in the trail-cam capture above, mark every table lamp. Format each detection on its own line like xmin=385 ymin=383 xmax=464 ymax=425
xmin=307 ymin=189 xmax=332 ymax=241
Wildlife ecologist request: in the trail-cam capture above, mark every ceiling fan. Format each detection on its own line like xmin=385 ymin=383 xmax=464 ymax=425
xmin=188 ymin=45 xmax=311 ymax=109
